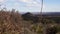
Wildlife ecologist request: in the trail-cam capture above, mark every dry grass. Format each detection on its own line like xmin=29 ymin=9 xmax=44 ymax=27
xmin=0 ymin=10 xmax=23 ymax=34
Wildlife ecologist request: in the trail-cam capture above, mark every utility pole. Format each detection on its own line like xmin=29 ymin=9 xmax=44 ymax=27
xmin=40 ymin=0 xmax=46 ymax=34
xmin=41 ymin=0 xmax=43 ymax=14
xmin=41 ymin=0 xmax=46 ymax=34
xmin=40 ymin=0 xmax=43 ymax=21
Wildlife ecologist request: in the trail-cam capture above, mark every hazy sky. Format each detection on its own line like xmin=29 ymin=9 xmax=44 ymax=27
xmin=0 ymin=0 xmax=60 ymax=12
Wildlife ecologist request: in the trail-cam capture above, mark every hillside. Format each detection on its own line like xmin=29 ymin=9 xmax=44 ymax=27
xmin=22 ymin=12 xmax=60 ymax=34
xmin=0 ymin=10 xmax=60 ymax=34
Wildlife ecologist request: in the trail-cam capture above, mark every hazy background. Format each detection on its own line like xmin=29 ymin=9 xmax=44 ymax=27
xmin=0 ymin=0 xmax=60 ymax=12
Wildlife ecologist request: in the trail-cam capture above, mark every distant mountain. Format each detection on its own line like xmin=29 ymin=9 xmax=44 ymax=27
xmin=29 ymin=12 xmax=60 ymax=16
xmin=20 ymin=12 xmax=40 ymax=14
xmin=31 ymin=12 xmax=60 ymax=16
xmin=20 ymin=12 xmax=60 ymax=16
xmin=42 ymin=12 xmax=60 ymax=16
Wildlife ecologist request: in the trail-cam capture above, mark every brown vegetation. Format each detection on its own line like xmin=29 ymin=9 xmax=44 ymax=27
xmin=0 ymin=10 xmax=23 ymax=34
